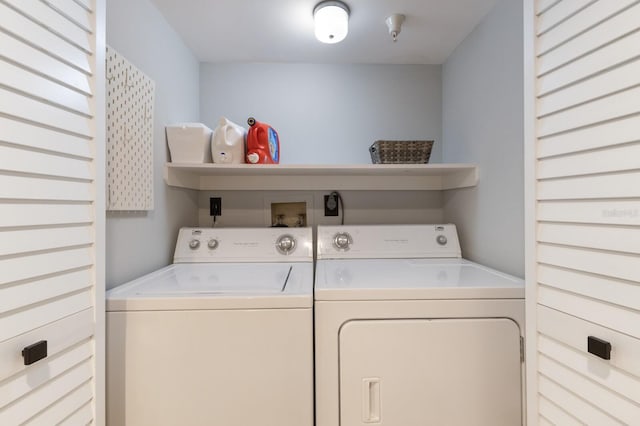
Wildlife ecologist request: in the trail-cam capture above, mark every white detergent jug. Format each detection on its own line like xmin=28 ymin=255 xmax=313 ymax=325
xmin=211 ymin=117 xmax=246 ymax=164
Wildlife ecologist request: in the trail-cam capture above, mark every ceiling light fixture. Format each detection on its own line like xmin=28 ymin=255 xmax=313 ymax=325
xmin=314 ymin=1 xmax=350 ymax=44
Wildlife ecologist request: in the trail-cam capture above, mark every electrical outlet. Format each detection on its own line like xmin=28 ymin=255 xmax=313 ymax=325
xmin=324 ymin=194 xmax=338 ymax=216
xmin=210 ymin=197 xmax=222 ymax=216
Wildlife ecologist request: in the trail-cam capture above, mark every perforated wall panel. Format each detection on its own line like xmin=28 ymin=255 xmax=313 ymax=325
xmin=106 ymin=46 xmax=155 ymax=210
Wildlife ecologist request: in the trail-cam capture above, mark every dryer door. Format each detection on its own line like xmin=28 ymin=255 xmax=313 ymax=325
xmin=339 ymin=318 xmax=522 ymax=426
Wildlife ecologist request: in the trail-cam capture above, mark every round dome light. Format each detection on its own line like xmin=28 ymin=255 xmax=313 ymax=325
xmin=314 ymin=1 xmax=350 ymax=44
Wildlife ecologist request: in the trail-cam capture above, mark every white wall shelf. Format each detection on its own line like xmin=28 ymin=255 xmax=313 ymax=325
xmin=164 ymin=163 xmax=478 ymax=191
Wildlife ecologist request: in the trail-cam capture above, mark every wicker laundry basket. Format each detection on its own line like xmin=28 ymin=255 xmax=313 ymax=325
xmin=369 ymin=140 xmax=434 ymax=164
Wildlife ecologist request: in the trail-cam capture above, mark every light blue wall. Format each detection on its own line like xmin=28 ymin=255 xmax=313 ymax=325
xmin=105 ymin=0 xmax=524 ymax=284
xmin=442 ymin=0 xmax=524 ymax=277
xmin=106 ymin=0 xmax=200 ymax=288
xmin=200 ymin=63 xmax=443 ymax=164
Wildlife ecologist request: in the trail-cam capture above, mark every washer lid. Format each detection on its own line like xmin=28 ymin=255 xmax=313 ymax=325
xmin=107 ymin=263 xmax=313 ymax=311
xmin=315 ymin=258 xmax=524 ymax=300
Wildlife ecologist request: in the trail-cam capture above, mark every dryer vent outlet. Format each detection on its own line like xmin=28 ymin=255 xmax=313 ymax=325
xmin=270 ymin=202 xmax=307 ymax=227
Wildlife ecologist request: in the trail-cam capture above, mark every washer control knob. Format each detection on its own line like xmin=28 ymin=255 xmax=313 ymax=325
xmin=436 ymin=235 xmax=448 ymax=246
xmin=276 ymin=235 xmax=296 ymax=255
xmin=189 ymin=239 xmax=201 ymax=250
xmin=207 ymin=239 xmax=219 ymax=250
xmin=333 ymin=232 xmax=352 ymax=251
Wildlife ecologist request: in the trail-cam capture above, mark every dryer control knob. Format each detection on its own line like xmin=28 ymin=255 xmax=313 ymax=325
xmin=436 ymin=235 xmax=448 ymax=246
xmin=333 ymin=232 xmax=352 ymax=251
xmin=189 ymin=239 xmax=201 ymax=250
xmin=276 ymin=235 xmax=296 ymax=255
xmin=207 ymin=239 xmax=219 ymax=250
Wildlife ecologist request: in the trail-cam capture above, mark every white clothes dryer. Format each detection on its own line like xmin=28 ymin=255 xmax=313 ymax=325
xmin=107 ymin=227 xmax=314 ymax=426
xmin=314 ymin=224 xmax=525 ymax=426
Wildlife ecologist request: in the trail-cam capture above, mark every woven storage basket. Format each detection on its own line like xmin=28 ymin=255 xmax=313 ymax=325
xmin=369 ymin=140 xmax=434 ymax=164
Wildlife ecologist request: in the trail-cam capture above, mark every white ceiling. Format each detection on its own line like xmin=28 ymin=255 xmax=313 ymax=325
xmin=149 ymin=0 xmax=499 ymax=64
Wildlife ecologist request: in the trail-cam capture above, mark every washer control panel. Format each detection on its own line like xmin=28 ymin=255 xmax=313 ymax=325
xmin=174 ymin=227 xmax=312 ymax=263
xmin=317 ymin=224 xmax=462 ymax=259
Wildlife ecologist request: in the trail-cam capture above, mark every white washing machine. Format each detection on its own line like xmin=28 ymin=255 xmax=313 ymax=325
xmin=314 ymin=224 xmax=525 ymax=426
xmin=106 ymin=227 xmax=314 ymax=426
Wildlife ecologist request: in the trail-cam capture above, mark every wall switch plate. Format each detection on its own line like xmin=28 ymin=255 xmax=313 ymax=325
xmin=324 ymin=194 xmax=339 ymax=216
xmin=210 ymin=197 xmax=222 ymax=216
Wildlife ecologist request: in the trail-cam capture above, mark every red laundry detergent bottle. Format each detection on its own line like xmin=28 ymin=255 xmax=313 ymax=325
xmin=246 ymin=117 xmax=280 ymax=164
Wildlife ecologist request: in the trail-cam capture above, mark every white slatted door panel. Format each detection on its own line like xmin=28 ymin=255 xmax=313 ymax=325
xmin=538 ymin=86 xmax=640 ymax=137
xmin=0 ymin=269 xmax=92 ymax=314
xmin=59 ymin=402 xmax=93 ymax=426
xmin=538 ymin=355 xmax=639 ymax=424
xmin=0 ymin=58 xmax=92 ymax=115
xmin=0 ymin=341 xmax=93 ymax=408
xmin=537 ymin=0 xmax=638 ymax=55
xmin=0 ymin=360 xmax=93 ymax=425
xmin=41 ymin=0 xmax=92 ymax=32
xmin=538 ymin=172 xmax=640 ymax=200
xmin=538 ymin=222 xmax=640 ymax=253
xmin=538 ymin=142 xmax=640 ymax=179
xmin=0 ymin=31 xmax=92 ymax=95
xmin=0 ymin=175 xmax=94 ymax=202
xmin=0 ymin=204 xmax=93 ymax=228
xmin=538 ymin=200 xmax=640 ymax=226
xmin=536 ymin=0 xmax=597 ymax=35
xmin=538 ymin=416 xmax=552 ymax=426
xmin=2 ymin=0 xmax=92 ymax=53
xmin=539 ymin=335 xmax=640 ymax=404
xmin=73 ymin=0 xmax=92 ymax=12
xmin=0 ymin=3 xmax=90 ymax=73
xmin=538 ymin=57 xmax=640 ymax=118
xmin=0 ymin=0 xmax=100 ymax=424
xmin=538 ymin=244 xmax=640 ymax=283
xmin=538 ymin=306 xmax=640 ymax=378
xmin=537 ymin=29 xmax=640 ymax=97
xmin=537 ymin=1 xmax=640 ymax=76
xmin=538 ymin=113 xmax=640 ymax=158
xmin=0 ymin=145 xmax=92 ymax=180
xmin=532 ymin=0 xmax=640 ymax=422
xmin=538 ymin=376 xmax=625 ymax=425
xmin=0 ymin=310 xmax=94 ymax=381
xmin=27 ymin=381 xmax=94 ymax=425
xmin=536 ymin=0 xmax=562 ymax=15
xmin=537 ymin=264 xmax=640 ymax=312
xmin=538 ymin=396 xmax=582 ymax=426
xmin=0 ymin=86 xmax=92 ymax=137
xmin=538 ymin=415 xmax=555 ymax=426
xmin=0 ymin=116 xmax=92 ymax=158
xmin=538 ymin=285 xmax=640 ymax=338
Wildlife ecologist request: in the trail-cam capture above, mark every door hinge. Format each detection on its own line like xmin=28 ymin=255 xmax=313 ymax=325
xmin=520 ymin=336 xmax=525 ymax=363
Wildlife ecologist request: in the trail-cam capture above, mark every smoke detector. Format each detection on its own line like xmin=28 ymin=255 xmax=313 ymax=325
xmin=385 ymin=14 xmax=405 ymax=42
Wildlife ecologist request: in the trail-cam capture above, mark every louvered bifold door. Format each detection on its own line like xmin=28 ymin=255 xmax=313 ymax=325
xmin=0 ymin=0 xmax=104 ymax=425
xmin=528 ymin=0 xmax=640 ymax=424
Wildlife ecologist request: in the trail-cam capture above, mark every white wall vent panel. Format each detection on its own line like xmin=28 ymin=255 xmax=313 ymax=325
xmin=526 ymin=0 xmax=640 ymax=424
xmin=106 ymin=46 xmax=155 ymax=211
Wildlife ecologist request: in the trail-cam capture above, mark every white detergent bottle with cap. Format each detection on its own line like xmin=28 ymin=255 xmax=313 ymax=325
xmin=211 ymin=117 xmax=246 ymax=164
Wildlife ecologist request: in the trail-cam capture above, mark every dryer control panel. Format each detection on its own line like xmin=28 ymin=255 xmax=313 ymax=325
xmin=317 ymin=224 xmax=462 ymax=259
xmin=174 ymin=227 xmax=313 ymax=263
